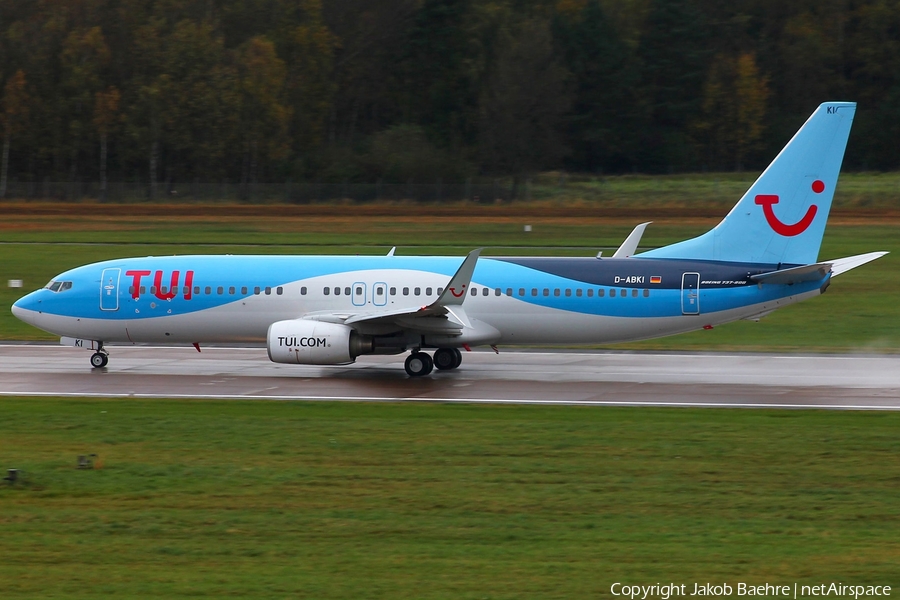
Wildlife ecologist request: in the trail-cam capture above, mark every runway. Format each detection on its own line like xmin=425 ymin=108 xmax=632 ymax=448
xmin=1 ymin=344 xmax=898 ymax=409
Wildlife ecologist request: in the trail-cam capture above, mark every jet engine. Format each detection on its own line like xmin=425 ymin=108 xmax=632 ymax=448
xmin=267 ymin=320 xmax=374 ymax=365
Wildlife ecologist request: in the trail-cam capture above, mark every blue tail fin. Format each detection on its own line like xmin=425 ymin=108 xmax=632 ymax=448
xmin=640 ymin=102 xmax=856 ymax=265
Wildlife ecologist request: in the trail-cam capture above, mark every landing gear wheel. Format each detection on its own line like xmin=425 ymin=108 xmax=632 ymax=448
xmin=451 ymin=348 xmax=462 ymax=369
xmin=90 ymin=352 xmax=109 ymax=368
xmin=405 ymin=352 xmax=434 ymax=377
xmin=434 ymin=347 xmax=463 ymax=370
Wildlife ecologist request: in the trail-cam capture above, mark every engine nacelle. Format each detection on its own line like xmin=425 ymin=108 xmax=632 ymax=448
xmin=267 ymin=320 xmax=373 ymax=365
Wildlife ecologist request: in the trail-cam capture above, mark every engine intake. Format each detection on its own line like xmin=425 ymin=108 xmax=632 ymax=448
xmin=267 ymin=320 xmax=373 ymax=365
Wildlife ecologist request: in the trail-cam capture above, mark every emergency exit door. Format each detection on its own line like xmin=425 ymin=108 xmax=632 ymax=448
xmin=681 ymin=272 xmax=700 ymax=315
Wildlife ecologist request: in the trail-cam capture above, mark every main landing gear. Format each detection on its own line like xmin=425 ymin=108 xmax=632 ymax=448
xmin=90 ymin=343 xmax=109 ymax=369
xmin=404 ymin=347 xmax=463 ymax=377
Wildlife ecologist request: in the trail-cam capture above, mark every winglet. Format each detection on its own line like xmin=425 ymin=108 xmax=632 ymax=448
xmin=387 ymin=246 xmax=396 ymax=257
xmin=435 ymin=248 xmax=482 ymax=307
xmin=613 ymin=222 xmax=651 ymax=258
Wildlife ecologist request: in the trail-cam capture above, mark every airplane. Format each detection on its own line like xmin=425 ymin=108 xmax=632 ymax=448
xmin=11 ymin=101 xmax=887 ymax=377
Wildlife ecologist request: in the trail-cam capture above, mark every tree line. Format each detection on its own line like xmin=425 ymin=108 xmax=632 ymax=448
xmin=2 ymin=0 xmax=899 ymax=198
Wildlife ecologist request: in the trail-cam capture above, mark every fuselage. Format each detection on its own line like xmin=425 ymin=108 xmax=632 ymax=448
xmin=12 ymin=254 xmax=828 ymax=347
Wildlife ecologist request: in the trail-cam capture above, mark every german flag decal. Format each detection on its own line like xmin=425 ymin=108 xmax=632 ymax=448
xmin=650 ymin=276 xmax=662 ymax=284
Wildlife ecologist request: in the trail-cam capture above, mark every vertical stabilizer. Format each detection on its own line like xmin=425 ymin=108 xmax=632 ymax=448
xmin=640 ymin=102 xmax=856 ymax=265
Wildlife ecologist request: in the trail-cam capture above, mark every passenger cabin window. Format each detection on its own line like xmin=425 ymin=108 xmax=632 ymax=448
xmin=414 ymin=287 xmax=421 ymax=296
xmin=531 ymin=288 xmax=537 ymax=296
xmin=141 ymin=286 xmax=147 ymax=295
xmin=506 ymin=288 xmax=513 ymax=296
xmin=437 ymin=287 xmax=443 ymax=295
xmin=300 ymin=287 xmax=307 ymax=295
xmin=543 ymin=289 xmax=549 ymax=297
xmin=324 ymin=287 xmax=330 ymax=295
xmin=576 ymin=289 xmax=582 ymax=297
xmin=242 ymin=287 xmax=248 ymax=294
xmin=345 ymin=287 xmax=351 ymax=295
xmin=425 ymin=287 xmax=432 ymax=296
xmin=229 ymin=286 xmax=235 ymax=294
xmin=495 ymin=288 xmax=502 ymax=296
xmin=587 ymin=289 xmax=593 ymax=297
xmin=643 ymin=289 xmax=650 ymax=297
xmin=598 ymin=289 xmax=605 ymax=297
xmin=565 ymin=289 xmax=572 ymax=297
xmin=519 ymin=288 xmax=525 ymax=296
xmin=403 ymin=287 xmax=409 ymax=296
xmin=194 ymin=286 xmax=200 ymax=295
xmin=277 ymin=287 xmax=283 ymax=295
xmin=470 ymin=288 xmax=477 ymax=296
xmin=632 ymin=289 xmax=638 ymax=297
xmin=609 ymin=289 xmax=616 ymax=297
xmin=254 ymin=287 xmax=261 ymax=295
xmin=483 ymin=288 xmax=489 ymax=296
xmin=554 ymin=289 xmax=560 ymax=297
xmin=205 ymin=286 xmax=211 ymax=295
xmin=217 ymin=286 xmax=224 ymax=295
xmin=334 ymin=287 xmax=341 ymax=295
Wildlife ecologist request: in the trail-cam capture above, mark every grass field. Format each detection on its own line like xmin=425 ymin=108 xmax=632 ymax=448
xmin=1 ymin=398 xmax=898 ymax=599
xmin=1 ymin=198 xmax=898 ymax=350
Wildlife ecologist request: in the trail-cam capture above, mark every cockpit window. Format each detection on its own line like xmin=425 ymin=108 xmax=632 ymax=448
xmin=44 ymin=280 xmax=72 ymax=292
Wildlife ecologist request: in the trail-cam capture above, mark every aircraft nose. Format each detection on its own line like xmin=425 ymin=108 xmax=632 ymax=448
xmin=11 ymin=292 xmax=40 ymax=324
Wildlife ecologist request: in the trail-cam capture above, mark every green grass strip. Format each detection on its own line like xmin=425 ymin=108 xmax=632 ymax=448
xmin=1 ymin=398 xmax=898 ymax=598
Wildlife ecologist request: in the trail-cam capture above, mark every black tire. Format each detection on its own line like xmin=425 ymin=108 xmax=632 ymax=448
xmin=433 ymin=347 xmax=458 ymax=370
xmin=451 ymin=348 xmax=463 ymax=369
xmin=90 ymin=352 xmax=108 ymax=368
xmin=404 ymin=352 xmax=434 ymax=377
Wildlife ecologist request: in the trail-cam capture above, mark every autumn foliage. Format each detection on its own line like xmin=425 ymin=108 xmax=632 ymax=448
xmin=1 ymin=0 xmax=899 ymax=193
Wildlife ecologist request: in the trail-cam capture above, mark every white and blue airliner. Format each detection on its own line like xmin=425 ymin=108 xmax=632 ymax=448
xmin=12 ymin=102 xmax=887 ymax=376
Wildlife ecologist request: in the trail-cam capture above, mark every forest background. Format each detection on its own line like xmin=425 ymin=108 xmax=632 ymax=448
xmin=1 ymin=0 xmax=899 ymax=199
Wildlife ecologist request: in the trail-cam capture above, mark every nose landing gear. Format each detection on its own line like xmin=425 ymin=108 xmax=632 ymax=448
xmin=90 ymin=351 xmax=109 ymax=368
xmin=89 ymin=342 xmax=109 ymax=368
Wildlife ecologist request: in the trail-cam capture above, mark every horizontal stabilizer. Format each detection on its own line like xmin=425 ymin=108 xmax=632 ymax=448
xmin=827 ymin=251 xmax=888 ymax=276
xmin=613 ymin=222 xmax=651 ymax=258
xmin=749 ymin=251 xmax=888 ymax=285
xmin=750 ymin=263 xmax=831 ymax=285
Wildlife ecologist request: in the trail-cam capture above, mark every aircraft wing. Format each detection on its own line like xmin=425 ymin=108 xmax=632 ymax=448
xmin=613 ymin=222 xmax=651 ymax=258
xmin=303 ymin=248 xmax=482 ymax=331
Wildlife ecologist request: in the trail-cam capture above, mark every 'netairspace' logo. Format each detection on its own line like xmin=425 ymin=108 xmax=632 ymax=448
xmin=610 ymin=583 xmax=892 ymax=600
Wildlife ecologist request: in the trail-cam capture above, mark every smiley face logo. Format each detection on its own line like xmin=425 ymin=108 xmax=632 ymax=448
xmin=755 ymin=180 xmax=825 ymax=236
